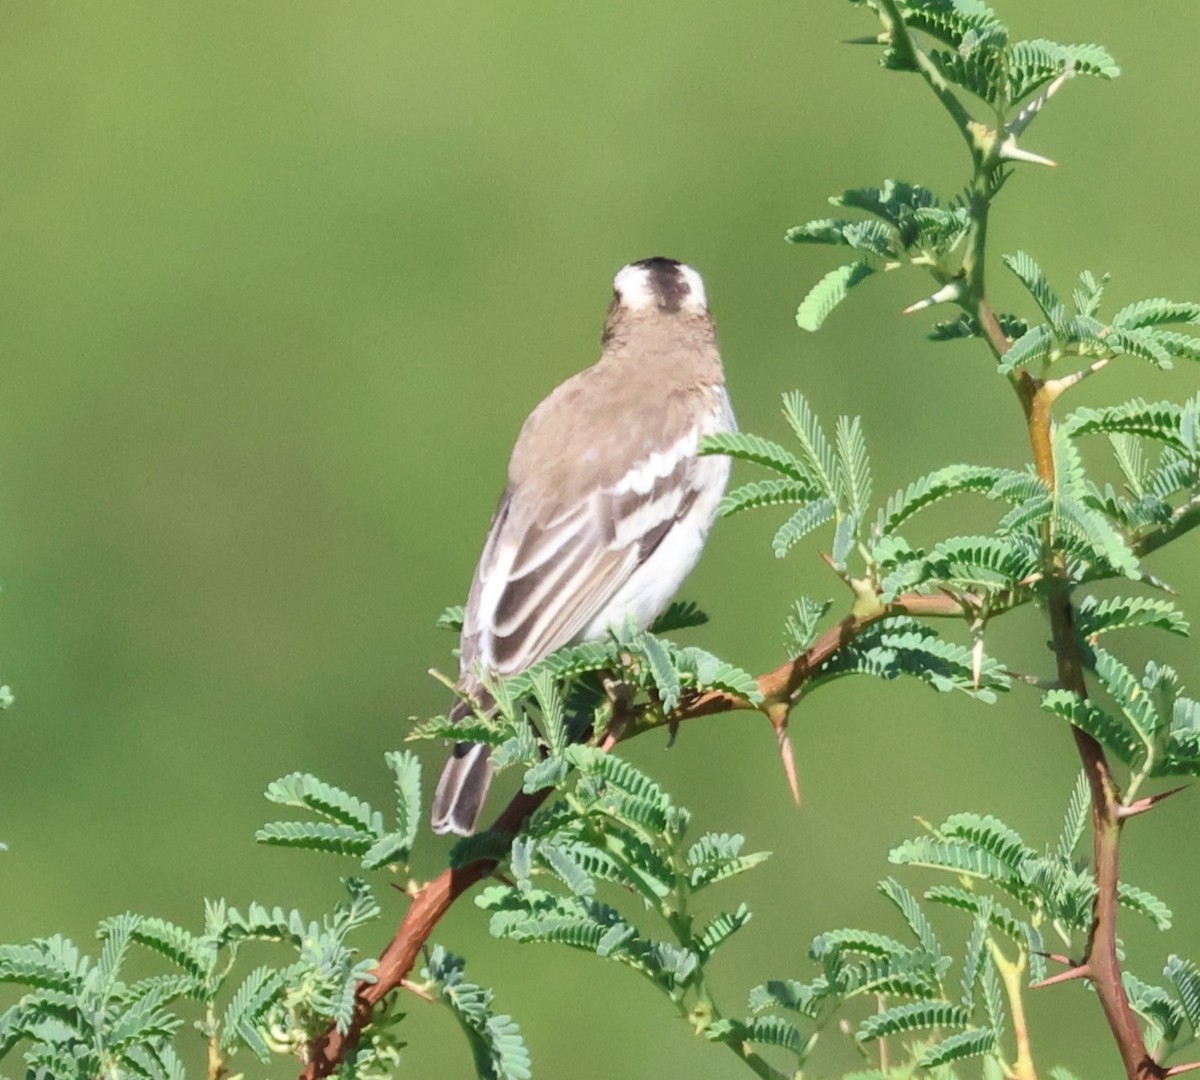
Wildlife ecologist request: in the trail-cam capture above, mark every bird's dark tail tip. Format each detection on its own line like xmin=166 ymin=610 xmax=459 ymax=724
xmin=431 ymin=742 xmax=494 ymax=836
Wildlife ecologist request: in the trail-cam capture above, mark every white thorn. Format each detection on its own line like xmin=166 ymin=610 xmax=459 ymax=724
xmin=998 ymin=136 xmax=1058 ymax=168
xmin=1007 ymin=66 xmax=1076 ymax=139
xmin=901 ymin=281 xmax=963 ymax=315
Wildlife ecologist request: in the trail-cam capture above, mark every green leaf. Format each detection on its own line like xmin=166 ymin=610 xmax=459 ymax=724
xmin=997 ymin=323 xmax=1053 ymax=375
xmin=857 ymin=999 xmax=969 ymax=1042
xmin=877 ymin=877 xmax=942 ymax=960
xmin=1005 ymin=39 xmax=1120 ymax=102
xmin=220 ymin=967 xmax=284 ymax=1060
xmin=649 ymin=600 xmax=709 ymax=634
xmin=1041 ymin=689 xmax=1139 ymax=764
xmin=1003 ymin=251 xmax=1066 ymax=332
xmin=1165 ymin=954 xmax=1200 ymax=1029
xmin=696 ymin=905 xmax=753 ymax=960
xmin=1118 ymin=882 xmax=1172 ymax=931
xmin=1076 ymin=595 xmax=1189 ymax=640
xmin=782 ymin=597 xmax=833 ymax=656
xmin=835 ymin=414 xmax=873 ymax=521
xmin=106 ymin=915 xmax=216 ymax=983
xmin=1112 ymin=298 xmax=1200 ymax=330
xmin=782 ymin=391 xmax=838 ymax=499
xmin=701 ymin=431 xmax=811 ymax=481
xmin=719 ymin=478 xmax=821 ymax=518
xmin=918 ymin=1026 xmax=997 ymax=1067
xmin=424 ymin=946 xmax=532 ymax=1080
xmin=263 ymin=772 xmax=382 ymax=836
xmin=687 ymin=833 xmax=770 ymax=889
xmin=386 ymin=749 xmax=423 ymax=857
xmin=796 ymin=262 xmax=876 ymax=331
xmin=1055 ymin=771 xmax=1091 ymax=863
xmin=940 ymin=813 xmax=1034 ymax=873
xmin=529 ymin=669 xmax=569 ymax=757
xmin=437 ymin=604 xmax=465 ymax=632
xmin=889 ymin=836 xmax=1016 ymax=886
xmin=255 ymin=820 xmax=375 ymax=858
xmin=1066 ymin=399 xmax=1188 ymax=451
xmin=773 ymin=498 xmax=836 ymax=558
xmin=785 ymin=218 xmax=853 ymax=245
xmin=748 ymin=978 xmax=828 ymax=1019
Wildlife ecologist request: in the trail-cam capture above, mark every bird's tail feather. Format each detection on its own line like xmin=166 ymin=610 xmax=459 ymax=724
xmin=431 ymin=741 xmax=494 ymax=836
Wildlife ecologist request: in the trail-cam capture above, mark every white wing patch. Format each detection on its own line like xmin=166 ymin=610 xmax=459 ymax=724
xmin=462 ymin=389 xmax=734 ymax=681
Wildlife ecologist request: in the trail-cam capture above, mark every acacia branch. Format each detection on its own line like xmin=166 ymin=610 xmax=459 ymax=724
xmin=298 ymin=590 xmax=970 ymax=1078
xmin=1023 ymin=377 xmax=1163 ymax=1080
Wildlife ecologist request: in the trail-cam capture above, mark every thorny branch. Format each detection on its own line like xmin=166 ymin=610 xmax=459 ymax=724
xmin=874 ymin=2 xmax=1194 ymax=1073
xmin=298 ymin=590 xmax=970 ymax=1078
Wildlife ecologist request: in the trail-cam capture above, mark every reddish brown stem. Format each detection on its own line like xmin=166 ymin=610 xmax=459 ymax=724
xmin=299 ymin=591 xmax=971 ymax=1077
xmin=1030 ymin=381 xmax=1164 ymax=1080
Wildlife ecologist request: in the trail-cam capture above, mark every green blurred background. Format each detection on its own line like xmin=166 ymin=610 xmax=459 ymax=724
xmin=2 ymin=2 xmax=1199 ymax=1077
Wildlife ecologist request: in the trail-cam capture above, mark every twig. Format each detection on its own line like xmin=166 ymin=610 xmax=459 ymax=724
xmin=298 ymin=590 xmax=973 ymax=1077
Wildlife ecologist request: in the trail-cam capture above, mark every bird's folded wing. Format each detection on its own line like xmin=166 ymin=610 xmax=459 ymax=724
xmin=461 ymin=438 xmax=703 ymax=680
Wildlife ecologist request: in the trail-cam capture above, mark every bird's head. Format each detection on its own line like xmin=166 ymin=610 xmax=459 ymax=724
xmin=610 ymin=257 xmax=709 ymax=317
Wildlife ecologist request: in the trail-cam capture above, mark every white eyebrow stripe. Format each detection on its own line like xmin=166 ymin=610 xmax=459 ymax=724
xmin=612 ymin=263 xmax=656 ymax=309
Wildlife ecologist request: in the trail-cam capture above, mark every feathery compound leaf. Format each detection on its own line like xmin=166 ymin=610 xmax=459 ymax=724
xmin=529 ymin=669 xmax=569 ymax=757
xmin=719 ymin=478 xmax=821 ymax=518
xmin=386 ymin=749 xmax=422 ymax=856
xmin=940 ymin=813 xmax=1035 ymax=873
xmin=687 ymin=833 xmax=771 ymax=889
xmin=834 ymin=179 xmax=941 ymax=225
xmin=105 ymin=916 xmax=215 ymax=983
xmin=811 ymin=928 xmax=911 ymax=961
xmin=1124 ymin=972 xmax=1185 ymax=1047
xmin=877 ymin=878 xmax=942 ymax=960
xmin=1042 ymin=689 xmax=1139 ymax=764
xmin=424 ymin=946 xmax=532 ymax=1080
xmin=696 ymin=905 xmax=753 ymax=960
xmin=263 ymin=772 xmax=382 ymax=835
xmin=1076 ymin=595 xmax=1189 ymax=640
xmin=673 ymin=646 xmax=763 ymax=703
xmin=1005 ymin=39 xmax=1120 ymax=102
xmin=786 ymin=218 xmax=855 ymax=245
xmin=1055 ymin=770 xmax=1091 ymax=863
xmin=1165 ymin=954 xmax=1200 ymax=1029
xmin=648 ymin=600 xmax=708 ymax=635
xmin=797 ymin=262 xmax=876 ymax=332
xmin=740 ymin=1015 xmax=808 ymax=1055
xmin=1093 ymin=648 xmax=1161 ymax=746
xmin=782 ymin=392 xmax=838 ymax=498
xmin=1003 ymin=252 xmax=1066 ymax=332
xmin=889 ymin=836 xmax=1016 ymax=886
xmin=857 ymin=1000 xmax=970 ymax=1042
xmin=877 ymin=464 xmax=1025 ymax=534
xmin=930 ymin=47 xmax=1004 ymax=103
xmin=220 ymin=967 xmax=284 ymax=1060
xmin=1112 ymin=298 xmax=1200 ymax=330
xmin=1118 ymin=882 xmax=1172 ymax=930
xmin=748 ymin=978 xmax=829 ymax=1019
xmin=773 ymin=498 xmax=837 ymax=558
xmin=436 ymin=605 xmax=465 ymax=632
xmin=783 ymin=596 xmax=833 ymax=656
xmin=701 ymin=431 xmax=811 ymax=481
xmin=1107 ymin=327 xmax=1174 ymax=368
xmin=919 ymin=1026 xmax=997 ymax=1068
xmin=997 ymin=323 xmax=1053 ymax=375
xmin=1066 ymin=399 xmax=1188 ymax=451
xmin=1073 ymin=270 xmax=1110 ymax=319
xmin=835 ymin=415 xmax=873 ymax=521
xmin=255 ymin=820 xmax=375 ymax=858
xmin=842 ymin=220 xmax=897 ymax=258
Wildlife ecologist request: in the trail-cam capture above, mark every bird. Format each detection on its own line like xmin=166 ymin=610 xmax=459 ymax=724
xmin=430 ymin=257 xmax=735 ymax=836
